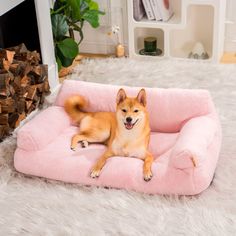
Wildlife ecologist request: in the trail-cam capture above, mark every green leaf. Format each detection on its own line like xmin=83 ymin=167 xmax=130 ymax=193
xmin=51 ymin=14 xmax=69 ymax=40
xmin=53 ymin=0 xmax=67 ymax=11
xmin=56 ymin=55 xmax=62 ymax=71
xmin=60 ymin=56 xmax=74 ymax=68
xmin=56 ymin=45 xmax=76 ymax=68
xmin=82 ymin=9 xmax=100 ymax=28
xmin=89 ymin=1 xmax=98 ymax=10
xmin=67 ymin=0 xmax=81 ymax=21
xmin=57 ymin=38 xmax=78 ymax=58
xmin=80 ymin=1 xmax=89 ymax=12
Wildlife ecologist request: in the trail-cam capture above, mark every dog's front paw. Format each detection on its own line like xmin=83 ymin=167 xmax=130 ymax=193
xmin=70 ymin=146 xmax=76 ymax=151
xmin=90 ymin=168 xmax=101 ymax=178
xmin=143 ymin=171 xmax=153 ymax=182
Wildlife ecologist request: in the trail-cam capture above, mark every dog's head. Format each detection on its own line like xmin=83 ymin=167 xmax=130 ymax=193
xmin=116 ymin=88 xmax=148 ymax=130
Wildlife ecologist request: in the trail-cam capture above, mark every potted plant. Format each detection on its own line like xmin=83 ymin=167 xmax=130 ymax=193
xmin=50 ymin=0 xmax=105 ymax=72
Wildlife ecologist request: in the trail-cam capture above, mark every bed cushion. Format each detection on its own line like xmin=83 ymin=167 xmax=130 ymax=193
xmin=14 ymin=80 xmax=221 ymax=195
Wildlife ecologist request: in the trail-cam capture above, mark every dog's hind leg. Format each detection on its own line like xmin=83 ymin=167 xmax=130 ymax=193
xmin=70 ymin=134 xmax=93 ymax=150
xmin=70 ymin=132 xmax=109 ymax=150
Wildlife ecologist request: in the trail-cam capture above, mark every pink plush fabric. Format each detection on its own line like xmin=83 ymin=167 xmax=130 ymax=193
xmin=14 ymin=80 xmax=222 ymax=195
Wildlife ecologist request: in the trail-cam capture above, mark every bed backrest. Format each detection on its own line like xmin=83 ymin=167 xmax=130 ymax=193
xmin=55 ymin=80 xmax=216 ymax=132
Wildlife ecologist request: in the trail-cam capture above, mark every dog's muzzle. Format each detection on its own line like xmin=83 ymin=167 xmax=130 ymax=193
xmin=124 ymin=119 xmax=138 ymax=130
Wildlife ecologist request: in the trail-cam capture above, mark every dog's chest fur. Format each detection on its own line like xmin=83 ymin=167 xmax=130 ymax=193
xmin=111 ymin=130 xmax=146 ymax=159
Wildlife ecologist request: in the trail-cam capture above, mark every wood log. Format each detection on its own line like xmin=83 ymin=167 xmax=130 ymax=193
xmin=14 ymin=51 xmax=40 ymax=65
xmin=0 ymin=98 xmax=15 ymax=113
xmin=16 ymin=98 xmax=26 ymax=114
xmin=8 ymin=113 xmax=19 ymax=128
xmin=0 ymin=49 xmax=15 ymax=63
xmin=1 ymin=59 xmax=10 ymax=71
xmin=0 ymin=69 xmax=7 ymax=74
xmin=10 ymin=61 xmax=32 ymax=77
xmin=0 ymin=43 xmax=49 ymax=140
xmin=0 ymin=73 xmax=11 ymax=97
xmin=0 ymin=114 xmax=8 ymax=125
xmin=20 ymin=75 xmax=31 ymax=87
xmin=15 ymin=112 xmax=26 ymax=128
xmin=0 ymin=124 xmax=10 ymax=140
xmin=7 ymin=43 xmax=28 ymax=54
xmin=26 ymin=100 xmax=32 ymax=110
xmin=27 ymin=103 xmax=36 ymax=114
xmin=43 ymin=80 xmax=50 ymax=94
xmin=24 ymin=85 xmax=37 ymax=101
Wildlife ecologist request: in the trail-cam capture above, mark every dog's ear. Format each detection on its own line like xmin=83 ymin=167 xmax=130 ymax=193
xmin=116 ymin=88 xmax=127 ymax=104
xmin=136 ymin=89 xmax=146 ymax=107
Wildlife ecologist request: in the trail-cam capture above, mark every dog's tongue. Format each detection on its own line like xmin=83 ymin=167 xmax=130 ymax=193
xmin=125 ymin=123 xmax=133 ymax=130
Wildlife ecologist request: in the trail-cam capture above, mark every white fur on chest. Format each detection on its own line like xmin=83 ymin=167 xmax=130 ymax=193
xmin=111 ymin=131 xmax=146 ymax=159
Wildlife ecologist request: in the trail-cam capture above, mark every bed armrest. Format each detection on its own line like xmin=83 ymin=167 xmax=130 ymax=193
xmin=17 ymin=106 xmax=71 ymax=151
xmin=169 ymin=116 xmax=218 ymax=169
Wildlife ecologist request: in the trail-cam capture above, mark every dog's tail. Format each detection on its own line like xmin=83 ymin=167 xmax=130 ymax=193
xmin=64 ymin=95 xmax=88 ymax=123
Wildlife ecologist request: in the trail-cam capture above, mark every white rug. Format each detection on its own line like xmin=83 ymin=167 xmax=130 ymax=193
xmin=0 ymin=58 xmax=236 ymax=235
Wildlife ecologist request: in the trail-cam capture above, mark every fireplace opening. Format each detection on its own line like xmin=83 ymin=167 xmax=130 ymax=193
xmin=0 ymin=0 xmax=41 ymax=58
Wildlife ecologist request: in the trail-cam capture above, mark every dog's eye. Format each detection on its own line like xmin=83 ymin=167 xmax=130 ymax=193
xmin=134 ymin=109 xmax=139 ymax=113
xmin=122 ymin=109 xmax=127 ymax=113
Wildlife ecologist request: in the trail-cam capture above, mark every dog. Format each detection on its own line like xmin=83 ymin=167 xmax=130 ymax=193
xmin=64 ymin=88 xmax=154 ymax=181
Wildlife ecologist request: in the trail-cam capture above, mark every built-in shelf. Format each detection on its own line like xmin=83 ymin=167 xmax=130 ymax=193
xmin=169 ymin=4 xmax=214 ymax=59
xmin=134 ymin=27 xmax=164 ymax=57
xmin=128 ymin=0 xmax=226 ymax=62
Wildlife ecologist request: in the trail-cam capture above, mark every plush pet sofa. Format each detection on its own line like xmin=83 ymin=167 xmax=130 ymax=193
xmin=14 ymin=80 xmax=221 ymax=195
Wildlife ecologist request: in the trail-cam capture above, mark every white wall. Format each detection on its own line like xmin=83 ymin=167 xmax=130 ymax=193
xmin=224 ymin=0 xmax=236 ymax=52
xmin=79 ymin=0 xmax=236 ymax=54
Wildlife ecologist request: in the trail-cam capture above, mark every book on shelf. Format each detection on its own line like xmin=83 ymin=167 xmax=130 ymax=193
xmin=156 ymin=0 xmax=174 ymax=22
xmin=150 ymin=0 xmax=162 ymax=21
xmin=133 ymin=0 xmax=145 ymax=21
xmin=142 ymin=0 xmax=155 ymax=20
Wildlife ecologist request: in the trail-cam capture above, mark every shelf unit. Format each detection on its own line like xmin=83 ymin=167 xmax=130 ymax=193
xmin=127 ymin=0 xmax=226 ymax=62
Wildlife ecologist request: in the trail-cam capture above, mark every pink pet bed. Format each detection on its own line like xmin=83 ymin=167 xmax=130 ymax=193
xmin=14 ymin=80 xmax=221 ymax=195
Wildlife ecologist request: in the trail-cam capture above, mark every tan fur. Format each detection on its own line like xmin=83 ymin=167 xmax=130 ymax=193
xmin=64 ymin=89 xmax=154 ymax=181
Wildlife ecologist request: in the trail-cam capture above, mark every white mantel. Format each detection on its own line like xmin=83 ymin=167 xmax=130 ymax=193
xmin=0 ymin=0 xmax=25 ymax=16
xmin=0 ymin=0 xmax=59 ymax=90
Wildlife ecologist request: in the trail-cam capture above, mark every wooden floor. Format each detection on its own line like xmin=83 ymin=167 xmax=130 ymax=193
xmin=220 ymin=52 xmax=236 ymax=64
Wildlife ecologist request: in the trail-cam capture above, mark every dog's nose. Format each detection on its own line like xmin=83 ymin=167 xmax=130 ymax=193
xmin=126 ymin=117 xmax=132 ymax=123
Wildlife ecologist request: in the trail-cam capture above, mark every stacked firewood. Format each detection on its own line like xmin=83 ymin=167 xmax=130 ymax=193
xmin=0 ymin=43 xmax=50 ymax=140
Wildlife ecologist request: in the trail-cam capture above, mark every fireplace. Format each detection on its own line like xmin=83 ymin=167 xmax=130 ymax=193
xmin=0 ymin=0 xmax=41 ymax=55
xmin=0 ymin=0 xmax=58 ymax=90
xmin=0 ymin=0 xmax=58 ymax=140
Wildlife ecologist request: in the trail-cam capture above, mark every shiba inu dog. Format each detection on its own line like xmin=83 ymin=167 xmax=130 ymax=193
xmin=64 ymin=88 xmax=153 ymax=181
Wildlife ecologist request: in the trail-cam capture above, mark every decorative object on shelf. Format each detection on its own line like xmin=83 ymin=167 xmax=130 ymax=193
xmin=139 ymin=37 xmax=162 ymax=56
xmin=150 ymin=0 xmax=162 ymax=21
xmin=142 ymin=0 xmax=155 ymax=20
xmin=116 ymin=44 xmax=125 ymax=58
xmin=108 ymin=25 xmax=125 ymax=57
xmin=142 ymin=0 xmax=173 ymax=21
xmin=188 ymin=42 xmax=209 ymax=60
xmin=133 ymin=0 xmax=145 ymax=21
xmin=128 ymin=0 xmax=226 ymax=62
xmin=50 ymin=0 xmax=105 ymax=71
xmin=157 ymin=0 xmax=174 ymax=21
